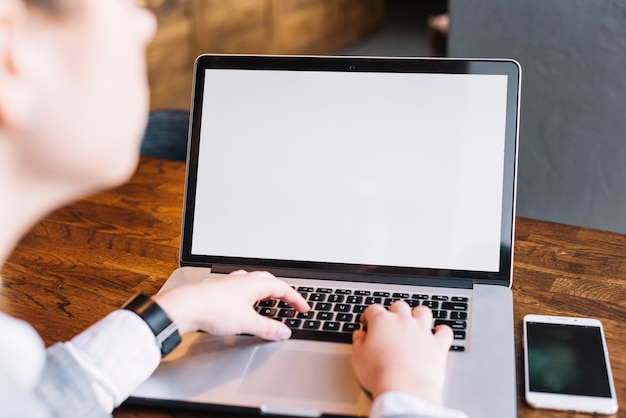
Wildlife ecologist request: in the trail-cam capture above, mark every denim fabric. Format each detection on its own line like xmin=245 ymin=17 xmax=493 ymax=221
xmin=140 ymin=109 xmax=189 ymax=162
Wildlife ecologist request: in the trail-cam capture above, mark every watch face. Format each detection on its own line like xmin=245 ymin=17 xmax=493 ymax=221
xmin=156 ymin=322 xmax=182 ymax=357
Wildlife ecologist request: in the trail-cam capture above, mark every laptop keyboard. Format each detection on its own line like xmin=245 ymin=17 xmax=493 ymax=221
xmin=255 ymin=286 xmax=470 ymax=352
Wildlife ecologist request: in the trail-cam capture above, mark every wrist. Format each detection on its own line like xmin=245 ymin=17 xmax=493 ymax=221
xmin=152 ymin=290 xmax=197 ymax=335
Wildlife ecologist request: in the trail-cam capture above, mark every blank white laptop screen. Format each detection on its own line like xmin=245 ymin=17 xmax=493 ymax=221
xmin=191 ymin=69 xmax=508 ymax=272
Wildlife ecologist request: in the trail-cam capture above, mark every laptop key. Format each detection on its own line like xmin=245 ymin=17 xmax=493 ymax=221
xmin=442 ymin=302 xmax=468 ymax=311
xmin=257 ymin=299 xmax=277 ymax=307
xmin=392 ymin=292 xmax=409 ymax=298
xmin=453 ymin=331 xmax=467 ymax=340
xmin=422 ymin=301 xmax=439 ymax=309
xmin=353 ymin=305 xmax=367 ymax=313
xmin=258 ymin=307 xmax=277 ymax=316
xmin=316 ymin=288 xmax=333 ymax=293
xmin=342 ymin=323 xmax=361 ymax=332
xmin=278 ymin=309 xmax=296 ymax=318
xmin=336 ymin=313 xmax=354 ymax=322
xmin=432 ymin=310 xmax=447 ymax=319
xmin=303 ymin=320 xmax=321 ymax=329
xmin=432 ymin=295 xmax=449 ymax=301
xmin=334 ymin=304 xmax=351 ymax=312
xmin=309 ymin=293 xmax=326 ymax=302
xmin=365 ymin=296 xmax=383 ymax=305
xmin=290 ymin=330 xmax=353 ymax=343
xmin=373 ymin=291 xmax=390 ymax=297
xmin=317 ymin=311 xmax=334 ymax=321
xmin=335 ymin=289 xmax=352 ymax=295
xmin=315 ymin=302 xmax=332 ymax=311
xmin=450 ymin=311 xmax=468 ymax=320
xmin=346 ymin=295 xmax=363 ymax=304
xmin=435 ymin=320 xmax=467 ymax=330
xmin=297 ymin=287 xmax=314 ymax=293
xmin=297 ymin=311 xmax=315 ymax=319
xmin=322 ymin=322 xmax=341 ymax=331
xmin=327 ymin=294 xmax=345 ymax=303
xmin=354 ymin=290 xmax=371 ymax=296
xmin=285 ymin=319 xmax=302 ymax=328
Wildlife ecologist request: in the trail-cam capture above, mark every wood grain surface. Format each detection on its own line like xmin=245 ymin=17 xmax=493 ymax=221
xmin=2 ymin=157 xmax=625 ymax=418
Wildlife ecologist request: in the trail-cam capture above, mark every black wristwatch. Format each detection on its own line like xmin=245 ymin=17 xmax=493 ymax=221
xmin=122 ymin=293 xmax=181 ymax=358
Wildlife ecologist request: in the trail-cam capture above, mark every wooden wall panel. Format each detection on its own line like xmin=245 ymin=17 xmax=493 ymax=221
xmin=270 ymin=0 xmax=333 ymax=54
xmin=145 ymin=0 xmax=195 ymax=110
xmin=146 ymin=0 xmax=385 ymax=110
xmin=192 ymin=0 xmax=273 ymax=54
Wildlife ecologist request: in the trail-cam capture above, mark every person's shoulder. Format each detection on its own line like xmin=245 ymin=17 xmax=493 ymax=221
xmin=0 ymin=367 xmax=50 ymax=418
xmin=0 ymin=312 xmax=46 ymax=391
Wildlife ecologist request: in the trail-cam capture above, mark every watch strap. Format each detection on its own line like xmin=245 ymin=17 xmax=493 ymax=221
xmin=122 ymin=292 xmax=181 ymax=357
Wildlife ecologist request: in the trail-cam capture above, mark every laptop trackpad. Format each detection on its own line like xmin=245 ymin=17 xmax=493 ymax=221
xmin=238 ymin=347 xmax=362 ymax=403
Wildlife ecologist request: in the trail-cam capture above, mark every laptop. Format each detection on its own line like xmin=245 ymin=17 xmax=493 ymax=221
xmin=128 ymin=54 xmax=521 ymax=417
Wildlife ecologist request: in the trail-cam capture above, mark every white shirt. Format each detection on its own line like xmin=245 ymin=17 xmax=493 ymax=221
xmin=0 ymin=310 xmax=467 ymax=417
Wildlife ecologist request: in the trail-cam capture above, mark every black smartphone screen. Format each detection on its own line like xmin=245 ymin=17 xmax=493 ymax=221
xmin=526 ymin=322 xmax=612 ymax=397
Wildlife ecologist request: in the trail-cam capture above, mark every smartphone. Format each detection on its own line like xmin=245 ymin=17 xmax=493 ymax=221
xmin=523 ymin=314 xmax=618 ymax=414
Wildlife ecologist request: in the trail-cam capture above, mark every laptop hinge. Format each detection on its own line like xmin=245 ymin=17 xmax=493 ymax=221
xmin=210 ymin=264 xmax=474 ymax=289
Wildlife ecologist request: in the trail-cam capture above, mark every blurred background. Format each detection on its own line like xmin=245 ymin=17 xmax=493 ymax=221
xmin=145 ymin=0 xmax=446 ymax=110
xmin=143 ymin=0 xmax=626 ymax=236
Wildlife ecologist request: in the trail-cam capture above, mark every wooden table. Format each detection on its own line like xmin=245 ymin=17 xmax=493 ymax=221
xmin=2 ymin=157 xmax=626 ymax=418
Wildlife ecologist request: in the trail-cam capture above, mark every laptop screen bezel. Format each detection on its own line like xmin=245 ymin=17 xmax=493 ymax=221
xmin=180 ymin=55 xmax=520 ymax=287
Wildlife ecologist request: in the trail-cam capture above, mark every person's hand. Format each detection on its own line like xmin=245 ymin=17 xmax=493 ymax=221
xmin=153 ymin=270 xmax=310 ymax=341
xmin=351 ymin=301 xmax=453 ymax=405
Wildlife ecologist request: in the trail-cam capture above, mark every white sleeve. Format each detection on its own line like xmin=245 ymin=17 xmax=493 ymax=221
xmin=369 ymin=392 xmax=469 ymax=418
xmin=67 ymin=309 xmax=161 ymax=412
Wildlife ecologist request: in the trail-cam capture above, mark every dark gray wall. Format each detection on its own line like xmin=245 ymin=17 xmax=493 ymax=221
xmin=448 ymin=0 xmax=626 ymax=233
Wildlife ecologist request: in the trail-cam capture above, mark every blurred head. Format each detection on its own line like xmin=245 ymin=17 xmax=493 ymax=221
xmin=0 ymin=0 xmax=156 ymax=199
xmin=23 ymin=0 xmax=74 ymax=14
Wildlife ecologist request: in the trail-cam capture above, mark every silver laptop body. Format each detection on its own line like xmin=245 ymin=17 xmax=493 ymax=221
xmin=128 ymin=55 xmax=521 ymax=418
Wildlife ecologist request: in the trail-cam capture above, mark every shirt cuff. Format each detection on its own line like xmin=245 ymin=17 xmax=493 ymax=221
xmin=370 ymin=391 xmax=468 ymax=418
xmin=68 ymin=309 xmax=161 ymax=412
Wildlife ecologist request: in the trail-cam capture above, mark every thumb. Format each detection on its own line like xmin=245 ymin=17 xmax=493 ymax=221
xmin=351 ymin=330 xmax=366 ymax=370
xmin=352 ymin=329 xmax=365 ymax=345
xmin=352 ymin=329 xmax=366 ymax=349
xmin=433 ymin=324 xmax=454 ymax=349
xmin=242 ymin=313 xmax=292 ymax=341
